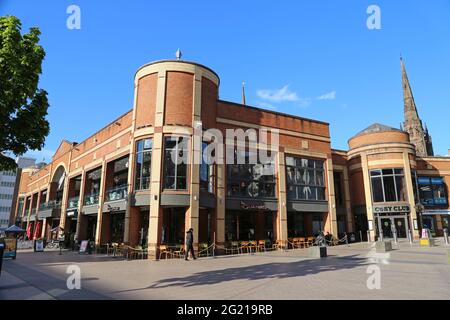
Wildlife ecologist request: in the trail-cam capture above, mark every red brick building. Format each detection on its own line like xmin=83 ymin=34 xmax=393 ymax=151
xmin=13 ymin=59 xmax=449 ymax=259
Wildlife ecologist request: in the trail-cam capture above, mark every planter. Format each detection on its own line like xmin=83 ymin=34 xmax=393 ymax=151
xmin=308 ymin=246 xmax=327 ymax=258
xmin=376 ymin=240 xmax=392 ymax=252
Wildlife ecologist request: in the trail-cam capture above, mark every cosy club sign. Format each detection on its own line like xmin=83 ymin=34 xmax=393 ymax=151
xmin=240 ymin=201 xmax=268 ymax=211
xmin=373 ymin=204 xmax=410 ymax=214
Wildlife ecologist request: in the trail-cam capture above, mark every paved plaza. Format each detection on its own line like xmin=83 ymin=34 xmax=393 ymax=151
xmin=1 ymin=240 xmax=449 ymax=300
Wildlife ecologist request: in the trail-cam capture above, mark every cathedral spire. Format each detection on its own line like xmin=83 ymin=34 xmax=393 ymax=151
xmin=401 ymin=57 xmax=434 ymax=156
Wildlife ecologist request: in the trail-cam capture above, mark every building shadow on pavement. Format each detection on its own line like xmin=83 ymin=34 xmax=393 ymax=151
xmin=112 ymin=255 xmax=368 ymax=293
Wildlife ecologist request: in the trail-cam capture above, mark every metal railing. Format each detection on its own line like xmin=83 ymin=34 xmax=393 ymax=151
xmin=84 ymin=193 xmax=99 ymax=206
xmin=67 ymin=196 xmax=80 ymax=209
xmin=105 ymin=185 xmax=128 ymax=202
xmin=38 ymin=200 xmax=61 ymax=211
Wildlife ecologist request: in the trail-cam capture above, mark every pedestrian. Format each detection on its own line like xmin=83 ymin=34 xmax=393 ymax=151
xmin=185 ymin=228 xmax=196 ymax=261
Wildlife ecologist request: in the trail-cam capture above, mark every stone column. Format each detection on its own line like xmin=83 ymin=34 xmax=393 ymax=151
xmin=95 ymin=160 xmax=107 ymax=246
xmin=276 ymin=151 xmax=288 ymax=241
xmin=360 ymin=152 xmax=375 ymax=241
xmin=59 ymin=175 xmax=71 ymax=231
xmin=186 ymin=72 xmax=202 ymax=252
xmin=403 ymin=151 xmax=420 ymax=239
xmin=326 ymin=158 xmax=338 ymax=236
xmin=147 ymin=69 xmax=167 ymax=260
xmin=216 ymin=163 xmax=226 ymax=249
xmin=124 ymin=143 xmax=135 ymax=244
xmin=75 ymin=170 xmax=86 ymax=242
xmin=342 ymin=167 xmax=354 ymax=232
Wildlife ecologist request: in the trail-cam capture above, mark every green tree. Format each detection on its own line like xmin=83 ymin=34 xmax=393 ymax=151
xmin=0 ymin=15 xmax=49 ymax=170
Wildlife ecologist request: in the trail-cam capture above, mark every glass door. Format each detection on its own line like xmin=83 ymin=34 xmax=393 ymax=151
xmin=394 ymin=217 xmax=407 ymax=238
xmin=380 ymin=217 xmax=392 ymax=238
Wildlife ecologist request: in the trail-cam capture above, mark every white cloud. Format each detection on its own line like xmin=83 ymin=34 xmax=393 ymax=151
xmin=317 ymin=91 xmax=336 ymax=100
xmin=257 ymin=85 xmax=300 ymax=102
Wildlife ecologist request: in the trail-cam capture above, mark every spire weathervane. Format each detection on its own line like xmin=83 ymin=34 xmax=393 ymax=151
xmin=176 ymin=49 xmax=182 ymax=61
xmin=242 ymin=81 xmax=246 ymax=105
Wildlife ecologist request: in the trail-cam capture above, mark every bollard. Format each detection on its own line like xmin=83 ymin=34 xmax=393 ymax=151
xmin=379 ymin=229 xmax=384 ymax=242
xmin=393 ymin=229 xmax=398 ymax=244
xmin=359 ymin=230 xmax=363 ymax=243
xmin=345 ymin=233 xmax=349 ymax=247
xmin=444 ymin=228 xmax=449 ymax=246
xmin=367 ymin=230 xmax=371 ymax=243
xmin=408 ymin=229 xmax=413 ymax=244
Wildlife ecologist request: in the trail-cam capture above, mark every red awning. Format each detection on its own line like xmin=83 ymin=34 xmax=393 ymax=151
xmin=33 ymin=222 xmax=42 ymax=240
xmin=26 ymin=223 xmax=32 ymax=239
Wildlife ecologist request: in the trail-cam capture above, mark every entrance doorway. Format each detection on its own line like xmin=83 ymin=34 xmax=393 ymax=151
xmin=377 ymin=214 xmax=409 ymax=239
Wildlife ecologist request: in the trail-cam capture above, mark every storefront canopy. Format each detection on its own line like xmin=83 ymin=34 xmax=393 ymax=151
xmin=5 ymin=225 xmax=26 ymax=233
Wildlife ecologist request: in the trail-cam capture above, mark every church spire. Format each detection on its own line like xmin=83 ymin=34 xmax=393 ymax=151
xmin=401 ymin=57 xmax=434 ymax=156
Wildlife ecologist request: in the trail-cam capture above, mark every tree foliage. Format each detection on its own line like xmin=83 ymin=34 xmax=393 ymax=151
xmin=0 ymin=15 xmax=49 ymax=170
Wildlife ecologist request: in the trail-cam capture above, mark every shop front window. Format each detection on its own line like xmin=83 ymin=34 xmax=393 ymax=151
xmin=200 ymin=142 xmax=215 ymax=193
xmin=164 ymin=136 xmax=188 ymax=190
xmin=418 ymin=176 xmax=448 ymax=206
xmin=227 ymin=149 xmax=276 ymax=199
xmin=135 ymin=139 xmax=152 ymax=191
xmin=370 ymin=169 xmax=407 ymax=203
xmin=286 ymin=157 xmax=325 ymax=201
xmin=84 ymin=167 xmax=101 ymax=205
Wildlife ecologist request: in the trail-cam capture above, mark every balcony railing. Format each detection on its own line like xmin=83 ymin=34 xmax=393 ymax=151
xmin=105 ymin=185 xmax=128 ymax=202
xmin=84 ymin=193 xmax=99 ymax=206
xmin=31 ymin=208 xmax=37 ymax=215
xmin=68 ymin=196 xmax=80 ymax=209
xmin=39 ymin=200 xmax=61 ymax=211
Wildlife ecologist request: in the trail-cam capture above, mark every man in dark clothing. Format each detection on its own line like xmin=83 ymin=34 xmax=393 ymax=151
xmin=185 ymin=228 xmax=196 ymax=260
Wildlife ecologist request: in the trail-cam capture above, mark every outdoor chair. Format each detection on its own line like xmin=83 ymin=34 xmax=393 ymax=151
xmin=298 ymin=237 xmax=307 ymax=249
xmin=228 ymin=241 xmax=239 ymax=255
xmin=239 ymin=241 xmax=250 ymax=254
xmin=172 ymin=244 xmax=185 ymax=259
xmin=257 ymin=240 xmax=266 ymax=252
xmin=273 ymin=240 xmax=288 ymax=251
xmin=198 ymin=243 xmax=210 ymax=257
xmin=307 ymin=237 xmax=315 ymax=247
xmin=159 ymin=244 xmax=172 ymax=260
xmin=248 ymin=241 xmax=257 ymax=253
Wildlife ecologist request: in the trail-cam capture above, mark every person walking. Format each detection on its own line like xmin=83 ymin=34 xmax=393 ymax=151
xmin=185 ymin=228 xmax=196 ymax=261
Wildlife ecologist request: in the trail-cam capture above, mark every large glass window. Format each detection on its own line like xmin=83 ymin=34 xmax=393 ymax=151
xmin=135 ymin=139 xmax=152 ymax=191
xmin=334 ymin=172 xmax=344 ymax=207
xmin=84 ymin=167 xmax=101 ymax=206
xmin=164 ymin=136 xmax=188 ymax=190
xmin=418 ymin=176 xmax=448 ymax=206
xmin=286 ymin=157 xmax=325 ymax=201
xmin=200 ymin=142 xmax=215 ymax=193
xmin=227 ymin=149 xmax=276 ymax=199
xmin=370 ymin=169 xmax=407 ymax=203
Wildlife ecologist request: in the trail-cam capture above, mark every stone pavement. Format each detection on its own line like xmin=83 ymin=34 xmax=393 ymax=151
xmin=1 ymin=240 xmax=449 ymax=300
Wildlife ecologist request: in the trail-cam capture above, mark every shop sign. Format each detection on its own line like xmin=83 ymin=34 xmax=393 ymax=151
xmin=373 ymin=205 xmax=410 ymax=214
xmin=240 ymin=201 xmax=268 ymax=210
xmin=79 ymin=240 xmax=89 ymax=253
xmin=3 ymin=238 xmax=17 ymax=258
xmin=67 ymin=210 xmax=76 ymax=217
xmin=107 ymin=205 xmax=121 ymax=212
xmin=35 ymin=239 xmax=44 ymax=252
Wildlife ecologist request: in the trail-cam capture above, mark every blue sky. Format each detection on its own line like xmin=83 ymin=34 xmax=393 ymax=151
xmin=2 ymin=0 xmax=450 ymax=161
